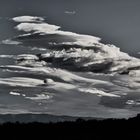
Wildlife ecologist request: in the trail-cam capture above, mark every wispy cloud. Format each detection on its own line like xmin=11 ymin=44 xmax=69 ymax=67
xmin=64 ymin=11 xmax=76 ymax=15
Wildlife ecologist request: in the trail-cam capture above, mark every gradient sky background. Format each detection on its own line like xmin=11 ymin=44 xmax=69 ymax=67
xmin=0 ymin=0 xmax=140 ymax=57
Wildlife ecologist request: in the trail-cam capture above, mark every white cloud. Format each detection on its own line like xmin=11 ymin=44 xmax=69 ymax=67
xmin=1 ymin=39 xmax=21 ymax=45
xmin=0 ymin=55 xmax=14 ymax=58
xmin=12 ymin=16 xmax=44 ymax=22
xmin=0 ymin=77 xmax=43 ymax=87
xmin=126 ymin=100 xmax=140 ymax=105
xmin=9 ymin=91 xmax=20 ymax=96
xmin=17 ymin=54 xmax=39 ymax=60
xmin=14 ymin=16 xmax=100 ymax=46
xmin=78 ymin=88 xmax=120 ymax=97
xmin=64 ymin=11 xmax=76 ymax=15
xmin=3 ymin=16 xmax=140 ymax=97
xmin=25 ymin=94 xmax=52 ymax=100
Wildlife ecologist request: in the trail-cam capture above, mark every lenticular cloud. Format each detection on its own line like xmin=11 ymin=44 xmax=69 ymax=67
xmin=12 ymin=16 xmax=44 ymax=22
xmin=12 ymin=16 xmax=140 ymax=74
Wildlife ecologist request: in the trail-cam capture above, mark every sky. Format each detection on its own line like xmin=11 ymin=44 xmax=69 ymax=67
xmin=0 ymin=0 xmax=140 ymax=119
xmin=0 ymin=0 xmax=140 ymax=57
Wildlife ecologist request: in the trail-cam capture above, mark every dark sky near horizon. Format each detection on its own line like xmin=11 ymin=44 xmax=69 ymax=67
xmin=0 ymin=0 xmax=140 ymax=57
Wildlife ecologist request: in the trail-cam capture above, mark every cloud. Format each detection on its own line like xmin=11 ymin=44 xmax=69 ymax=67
xmin=9 ymin=91 xmax=20 ymax=96
xmin=11 ymin=16 xmax=140 ymax=74
xmin=64 ymin=11 xmax=76 ymax=15
xmin=16 ymin=22 xmax=60 ymax=33
xmin=78 ymin=88 xmax=120 ymax=97
xmin=25 ymin=94 xmax=52 ymax=100
xmin=126 ymin=100 xmax=140 ymax=105
xmin=0 ymin=77 xmax=43 ymax=87
xmin=15 ymin=22 xmax=100 ymax=46
xmin=1 ymin=39 xmax=21 ymax=45
xmin=12 ymin=16 xmax=44 ymax=22
xmin=0 ymin=55 xmax=15 ymax=59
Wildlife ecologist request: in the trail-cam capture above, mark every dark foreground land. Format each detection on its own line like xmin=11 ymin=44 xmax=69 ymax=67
xmin=0 ymin=114 xmax=140 ymax=139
